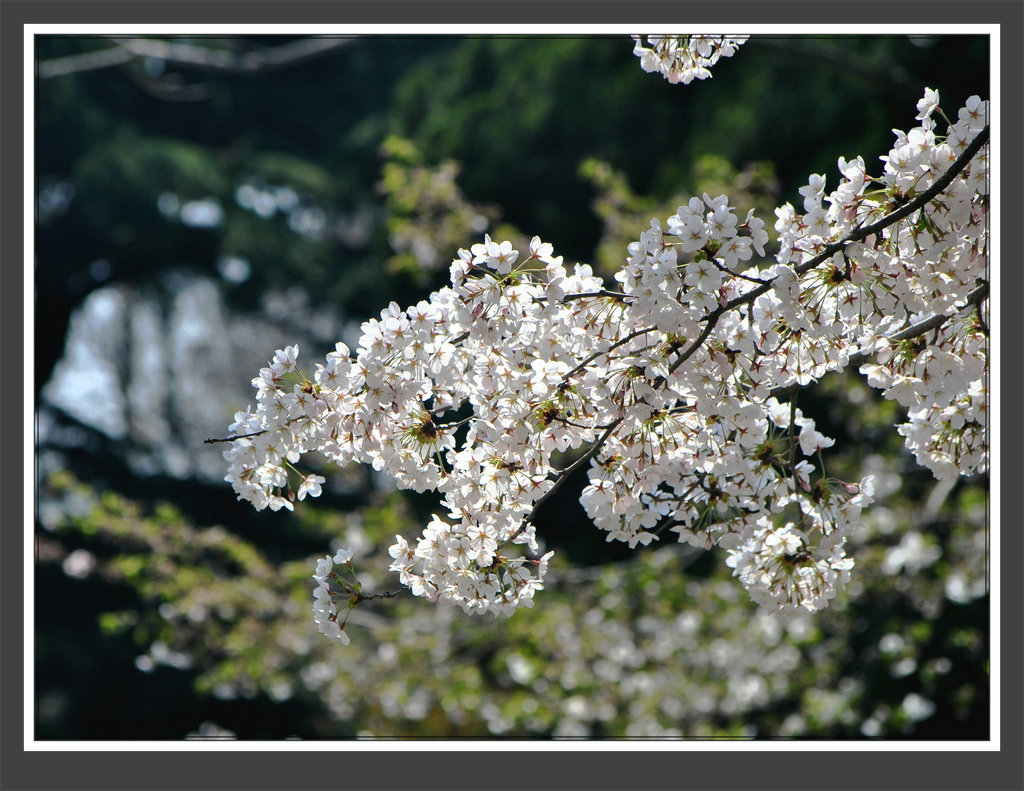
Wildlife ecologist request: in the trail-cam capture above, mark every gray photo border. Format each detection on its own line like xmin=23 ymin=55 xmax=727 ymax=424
xmin=4 ymin=1 xmax=1021 ymax=790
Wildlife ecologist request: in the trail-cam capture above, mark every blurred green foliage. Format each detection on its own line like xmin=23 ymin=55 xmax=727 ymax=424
xmin=377 ymin=135 xmax=504 ymax=280
xmin=40 ymin=375 xmax=987 ymax=738
xmin=579 ymin=153 xmax=781 ymax=277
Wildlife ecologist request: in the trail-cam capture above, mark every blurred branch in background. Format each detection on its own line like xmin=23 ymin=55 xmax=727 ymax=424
xmin=748 ymin=36 xmax=920 ymax=94
xmin=37 ymin=44 xmax=136 ymax=78
xmin=38 ymin=35 xmax=357 ymax=79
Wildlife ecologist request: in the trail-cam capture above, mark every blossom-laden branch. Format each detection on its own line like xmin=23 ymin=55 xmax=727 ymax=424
xmin=223 ymin=80 xmax=988 ymax=643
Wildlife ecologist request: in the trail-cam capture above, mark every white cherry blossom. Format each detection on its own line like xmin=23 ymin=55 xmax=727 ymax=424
xmin=222 ymin=76 xmax=988 ymax=644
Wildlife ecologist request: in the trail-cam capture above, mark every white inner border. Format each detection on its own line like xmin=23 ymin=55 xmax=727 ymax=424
xmin=24 ymin=22 xmax=1000 ymax=752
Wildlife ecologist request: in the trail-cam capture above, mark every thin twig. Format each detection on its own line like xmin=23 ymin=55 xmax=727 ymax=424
xmin=653 ymin=513 xmax=682 ymax=538
xmin=552 ymin=415 xmax=617 ymax=432
xmin=352 ymin=589 xmax=405 ymax=604
xmin=559 ymin=289 xmax=631 ymax=303
xmin=204 ymin=429 xmax=266 ymax=445
xmin=712 ymin=259 xmax=771 ymax=285
xmin=561 ymin=326 xmax=657 ymax=382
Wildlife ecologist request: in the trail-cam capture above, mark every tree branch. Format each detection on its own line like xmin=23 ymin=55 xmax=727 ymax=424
xmin=503 ymin=127 xmax=988 ymax=545
xmin=884 ymin=280 xmax=988 ymax=344
xmin=750 ymin=37 xmax=920 ymax=93
xmin=766 ymin=279 xmax=989 ymax=402
xmin=352 ymin=588 xmax=406 ymax=604
xmin=204 ymin=430 xmax=267 ymax=445
xmin=37 ymin=45 xmax=136 ymax=79
xmin=38 ymin=36 xmax=356 ymax=79
xmin=560 ymin=326 xmax=658 ymax=383
xmin=725 ymin=124 xmax=989 ymax=315
xmin=663 ymin=125 xmax=989 ymax=383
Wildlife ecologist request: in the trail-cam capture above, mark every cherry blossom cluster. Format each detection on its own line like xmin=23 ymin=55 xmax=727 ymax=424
xmin=631 ymin=35 xmax=747 ymax=84
xmin=771 ymin=90 xmax=989 ymax=482
xmin=223 ymin=86 xmax=988 ymax=637
xmin=312 ymin=548 xmax=355 ymax=645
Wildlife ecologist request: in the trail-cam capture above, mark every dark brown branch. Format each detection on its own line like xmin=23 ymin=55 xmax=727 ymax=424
xmin=352 ymin=589 xmax=405 ymax=604
xmin=559 ymin=289 xmax=630 ymax=303
xmin=204 ymin=430 xmax=266 ymax=445
xmin=668 ymin=312 xmax=721 ymax=374
xmin=652 ymin=513 xmax=681 ymax=538
xmin=530 ymin=419 xmax=621 ymax=515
